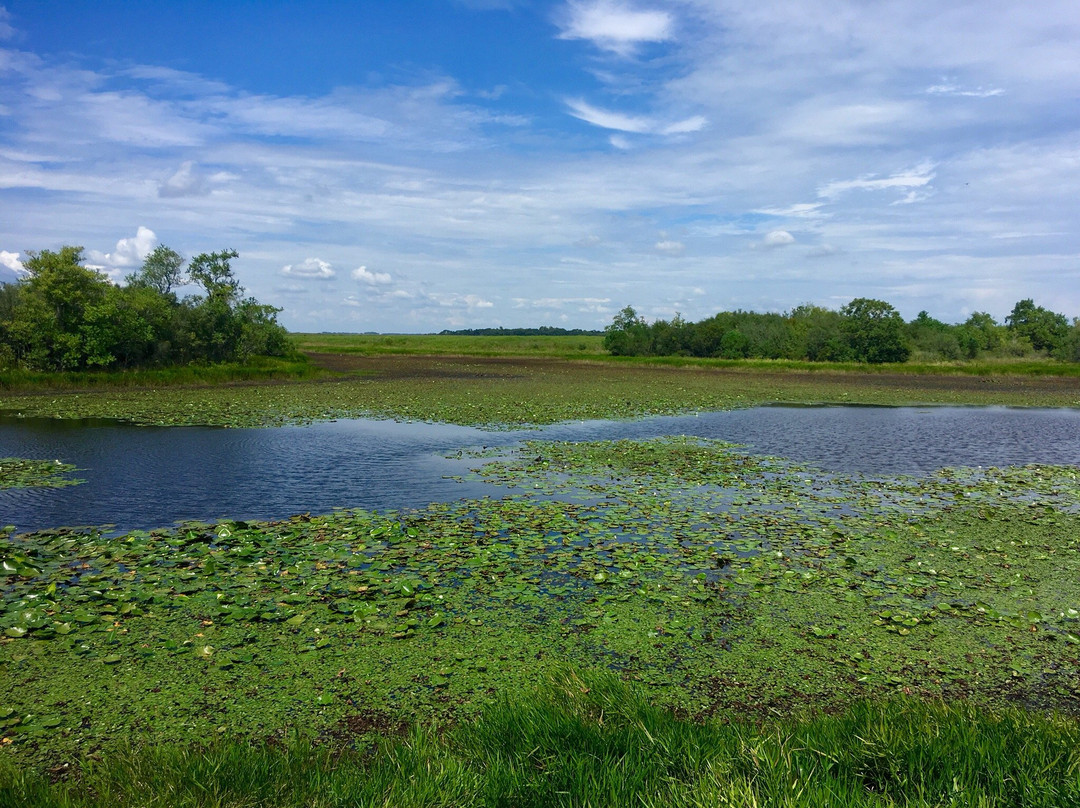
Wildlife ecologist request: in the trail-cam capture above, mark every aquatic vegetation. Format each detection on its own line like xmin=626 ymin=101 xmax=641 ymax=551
xmin=0 ymin=458 xmax=82 ymax=490
xmin=3 ymin=355 xmax=1078 ymax=428
xmin=2 ymin=436 xmax=1079 ymax=775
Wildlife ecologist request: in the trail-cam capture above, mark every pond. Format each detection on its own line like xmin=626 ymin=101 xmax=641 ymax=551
xmin=1 ymin=405 xmax=1078 ymax=534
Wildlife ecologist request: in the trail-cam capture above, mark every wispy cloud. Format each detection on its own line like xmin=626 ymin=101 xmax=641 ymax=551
xmin=818 ymin=162 xmax=937 ymax=201
xmin=557 ymin=0 xmax=674 ymax=56
xmin=565 ymin=98 xmax=705 ymax=136
xmin=925 ymin=83 xmax=1005 ymax=98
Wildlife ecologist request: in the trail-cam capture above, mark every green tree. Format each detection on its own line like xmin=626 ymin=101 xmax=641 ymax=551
xmin=127 ymin=245 xmax=186 ymax=296
xmin=1005 ymin=299 xmax=1068 ymax=354
xmin=5 ymin=246 xmax=121 ymax=370
xmin=840 ymin=298 xmax=911 ymax=363
xmin=603 ymin=306 xmax=651 ymax=356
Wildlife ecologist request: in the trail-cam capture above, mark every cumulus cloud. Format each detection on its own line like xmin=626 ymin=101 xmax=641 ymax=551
xmin=0 ymin=250 xmax=25 ymax=275
xmin=558 ymin=0 xmax=674 ymax=56
xmin=159 ymin=161 xmax=210 ymax=198
xmin=87 ymin=226 xmax=157 ymax=272
xmin=351 ymin=265 xmax=392 ymax=285
xmin=281 ymin=257 xmax=335 ymax=280
xmin=762 ymin=230 xmax=795 ymax=248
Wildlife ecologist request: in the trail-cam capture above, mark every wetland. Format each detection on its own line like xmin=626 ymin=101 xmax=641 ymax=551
xmin=2 ymin=352 xmax=1080 ymax=804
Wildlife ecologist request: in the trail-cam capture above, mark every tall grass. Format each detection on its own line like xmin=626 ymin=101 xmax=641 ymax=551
xmin=4 ymin=670 xmax=1078 ymax=807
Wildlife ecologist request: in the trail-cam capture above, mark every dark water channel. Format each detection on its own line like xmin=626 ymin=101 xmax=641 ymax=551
xmin=2 ymin=406 xmax=1078 ymax=534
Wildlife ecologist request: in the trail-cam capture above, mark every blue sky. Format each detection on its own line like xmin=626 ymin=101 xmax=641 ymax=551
xmin=1 ymin=0 xmax=1078 ymax=332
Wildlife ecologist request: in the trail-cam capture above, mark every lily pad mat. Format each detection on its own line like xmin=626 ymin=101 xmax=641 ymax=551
xmin=2 ymin=437 xmax=1079 ymax=770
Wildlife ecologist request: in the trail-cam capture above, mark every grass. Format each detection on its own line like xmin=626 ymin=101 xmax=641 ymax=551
xmin=294 ymin=332 xmax=1080 ymax=377
xmin=3 ymin=353 xmax=1079 ymax=428
xmin=292 ymin=332 xmax=608 ymax=358
xmin=0 ymin=355 xmax=326 ymax=394
xmin=2 ymin=670 xmax=1078 ymax=807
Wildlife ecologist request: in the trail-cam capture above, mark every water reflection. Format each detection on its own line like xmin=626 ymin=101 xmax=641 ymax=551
xmin=1 ymin=405 xmax=1077 ymax=533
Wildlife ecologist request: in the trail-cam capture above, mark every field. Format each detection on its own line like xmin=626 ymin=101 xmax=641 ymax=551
xmin=2 ymin=337 xmax=1080 ymax=805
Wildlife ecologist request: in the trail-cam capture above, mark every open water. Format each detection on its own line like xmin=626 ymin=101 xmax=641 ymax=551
xmin=1 ymin=405 xmax=1078 ymax=533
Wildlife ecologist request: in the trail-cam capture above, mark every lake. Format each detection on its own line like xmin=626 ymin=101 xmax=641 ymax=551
xmin=2 ymin=405 xmax=1078 ymax=534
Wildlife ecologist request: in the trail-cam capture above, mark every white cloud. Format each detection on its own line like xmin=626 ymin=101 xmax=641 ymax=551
xmin=574 ymin=234 xmax=602 ymax=247
xmin=87 ymin=226 xmax=157 ymax=271
xmin=655 ymin=238 xmax=685 ymax=255
xmin=512 ymin=296 xmax=611 ymax=310
xmin=925 ymin=83 xmax=1005 ymax=98
xmin=159 ymin=161 xmax=210 ymax=198
xmin=818 ymin=162 xmax=937 ymax=200
xmin=762 ymin=230 xmax=795 ymax=248
xmin=558 ymin=0 xmax=674 ymax=56
xmin=566 ymin=98 xmax=652 ymax=133
xmin=756 ymin=203 xmax=827 ymax=219
xmin=566 ymin=98 xmax=706 ymax=137
xmin=0 ymin=250 xmax=25 ymax=275
xmin=431 ymin=292 xmax=493 ymax=309
xmin=660 ymin=116 xmax=707 ymax=135
xmin=281 ymin=257 xmax=336 ymax=280
xmin=351 ymin=265 xmax=392 ymax=285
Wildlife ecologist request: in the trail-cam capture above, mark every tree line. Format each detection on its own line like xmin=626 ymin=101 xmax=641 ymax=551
xmin=603 ymin=298 xmax=1080 ymax=363
xmin=0 ymin=245 xmax=290 ymax=372
xmin=438 ymin=326 xmax=604 ymax=337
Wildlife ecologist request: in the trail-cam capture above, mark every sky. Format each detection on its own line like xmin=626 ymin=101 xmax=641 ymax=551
xmin=1 ymin=0 xmax=1078 ymax=333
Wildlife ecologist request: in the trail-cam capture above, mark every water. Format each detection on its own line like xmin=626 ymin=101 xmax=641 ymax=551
xmin=2 ymin=406 xmax=1078 ymax=534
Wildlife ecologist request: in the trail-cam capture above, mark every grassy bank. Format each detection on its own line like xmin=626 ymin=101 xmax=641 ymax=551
xmin=0 ymin=355 xmax=325 ymax=395
xmin=291 ymin=332 xmax=607 ymax=358
xmin=4 ymin=670 xmax=1078 ymax=807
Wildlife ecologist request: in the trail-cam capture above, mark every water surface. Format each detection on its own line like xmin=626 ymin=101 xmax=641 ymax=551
xmin=1 ymin=406 xmax=1078 ymax=533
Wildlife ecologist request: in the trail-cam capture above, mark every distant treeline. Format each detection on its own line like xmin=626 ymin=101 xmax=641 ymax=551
xmin=439 ymin=326 xmax=604 ymax=337
xmin=0 ymin=246 xmax=290 ymax=372
xmin=603 ymin=298 xmax=1080 ymax=363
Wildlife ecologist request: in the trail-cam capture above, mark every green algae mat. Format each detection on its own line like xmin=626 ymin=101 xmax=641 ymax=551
xmin=2 ymin=436 xmax=1079 ymax=771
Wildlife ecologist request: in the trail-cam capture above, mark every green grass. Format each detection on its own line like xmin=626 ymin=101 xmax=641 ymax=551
xmin=292 ymin=332 xmax=608 ymax=358
xmin=3 ymin=670 xmax=1077 ymax=807
xmin=293 ymin=332 xmax=1080 ymax=377
xmin=0 ymin=355 xmax=326 ymax=394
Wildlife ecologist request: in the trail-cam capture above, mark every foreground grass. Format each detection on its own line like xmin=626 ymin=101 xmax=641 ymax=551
xmin=3 ymin=670 xmax=1078 ymax=808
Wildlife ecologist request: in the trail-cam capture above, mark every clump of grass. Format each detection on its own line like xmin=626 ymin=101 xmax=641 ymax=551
xmin=4 ymin=670 xmax=1078 ymax=807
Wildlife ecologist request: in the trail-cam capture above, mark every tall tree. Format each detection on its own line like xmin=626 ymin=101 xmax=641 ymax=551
xmin=127 ymin=245 xmax=186 ymax=296
xmin=840 ymin=298 xmax=911 ymax=363
xmin=1005 ymin=299 xmax=1068 ymax=353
